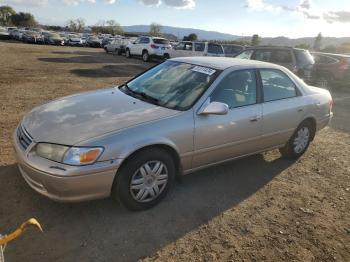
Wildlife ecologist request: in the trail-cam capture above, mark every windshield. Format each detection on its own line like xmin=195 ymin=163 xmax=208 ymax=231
xmin=121 ymin=61 xmax=220 ymax=111
xmin=49 ymin=33 xmax=60 ymax=38
xmin=153 ymin=38 xmax=170 ymax=45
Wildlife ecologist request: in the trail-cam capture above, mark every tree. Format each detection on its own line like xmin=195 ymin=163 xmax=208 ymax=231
xmin=11 ymin=12 xmax=37 ymax=27
xmin=105 ymin=20 xmax=123 ymax=35
xmin=67 ymin=18 xmax=85 ymax=32
xmin=183 ymin=33 xmax=198 ymax=41
xmin=149 ymin=22 xmax=162 ymax=37
xmin=322 ymin=45 xmax=336 ymax=53
xmin=313 ymin=32 xmax=322 ymax=51
xmin=295 ymin=43 xmax=310 ymax=50
xmin=0 ymin=5 xmax=16 ymax=26
xmin=251 ymin=34 xmax=260 ymax=46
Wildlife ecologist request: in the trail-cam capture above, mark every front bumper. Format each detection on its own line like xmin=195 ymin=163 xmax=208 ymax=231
xmin=13 ymin=126 xmax=122 ymax=202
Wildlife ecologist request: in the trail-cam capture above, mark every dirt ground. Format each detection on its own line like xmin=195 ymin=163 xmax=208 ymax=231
xmin=0 ymin=41 xmax=349 ymax=262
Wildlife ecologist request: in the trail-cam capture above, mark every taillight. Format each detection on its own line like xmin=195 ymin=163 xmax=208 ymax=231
xmin=150 ymin=44 xmax=159 ymax=49
xmin=329 ymin=99 xmax=333 ymax=112
xmin=339 ymin=59 xmax=349 ymax=70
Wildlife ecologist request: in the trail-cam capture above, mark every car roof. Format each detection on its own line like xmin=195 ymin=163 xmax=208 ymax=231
xmin=170 ymin=56 xmax=281 ymax=70
xmin=311 ymin=51 xmax=350 ymax=58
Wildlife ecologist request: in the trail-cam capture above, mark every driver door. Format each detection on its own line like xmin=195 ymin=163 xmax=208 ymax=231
xmin=193 ymin=69 xmax=263 ymax=168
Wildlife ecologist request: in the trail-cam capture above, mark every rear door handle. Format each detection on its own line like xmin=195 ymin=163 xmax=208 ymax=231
xmin=298 ymin=108 xmax=303 ymax=112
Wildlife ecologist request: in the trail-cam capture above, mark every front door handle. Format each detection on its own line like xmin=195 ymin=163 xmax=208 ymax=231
xmin=298 ymin=108 xmax=303 ymax=112
xmin=250 ymin=116 xmax=260 ymax=122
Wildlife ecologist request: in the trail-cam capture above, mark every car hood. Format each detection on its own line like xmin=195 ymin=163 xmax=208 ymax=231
xmin=22 ymin=88 xmax=179 ymax=145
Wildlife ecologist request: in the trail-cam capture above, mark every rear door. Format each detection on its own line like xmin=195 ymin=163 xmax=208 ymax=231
xmin=259 ymin=68 xmax=306 ymax=148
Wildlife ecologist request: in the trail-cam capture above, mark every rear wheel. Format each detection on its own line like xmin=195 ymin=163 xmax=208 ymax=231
xmin=125 ymin=48 xmax=131 ymax=58
xmin=279 ymin=121 xmax=313 ymax=159
xmin=114 ymin=148 xmax=175 ymax=211
xmin=164 ymin=53 xmax=170 ymax=60
xmin=142 ymin=50 xmax=150 ymax=62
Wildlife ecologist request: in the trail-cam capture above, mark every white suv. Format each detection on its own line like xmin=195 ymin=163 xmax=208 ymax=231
xmin=168 ymin=41 xmax=225 ymax=58
xmin=125 ymin=36 xmax=172 ymax=62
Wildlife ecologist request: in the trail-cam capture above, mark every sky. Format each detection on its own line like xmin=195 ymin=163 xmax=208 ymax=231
xmin=1 ymin=0 xmax=350 ymax=38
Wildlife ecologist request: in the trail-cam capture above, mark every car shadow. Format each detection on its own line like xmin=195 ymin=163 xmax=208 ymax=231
xmin=71 ymin=64 xmax=150 ymax=78
xmin=0 ymin=153 xmax=294 ymax=262
xmin=38 ymin=56 xmax=110 ymax=64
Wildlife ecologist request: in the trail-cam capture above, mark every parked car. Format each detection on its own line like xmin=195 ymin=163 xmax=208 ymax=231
xmin=168 ymin=41 xmax=225 ymax=58
xmin=311 ymin=52 xmax=350 ymax=87
xmin=87 ymin=36 xmax=102 ymax=48
xmin=235 ymin=46 xmax=315 ymax=83
xmin=0 ymin=27 xmax=10 ymax=40
xmin=67 ymin=34 xmax=83 ymax=46
xmin=43 ymin=32 xmax=65 ymax=45
xmin=222 ymin=44 xmax=245 ymax=57
xmin=13 ymin=57 xmax=333 ymax=210
xmin=125 ymin=36 xmax=172 ymax=62
xmin=104 ymin=37 xmax=134 ymax=55
xmin=22 ymin=31 xmax=44 ymax=44
xmin=101 ymin=37 xmax=114 ymax=48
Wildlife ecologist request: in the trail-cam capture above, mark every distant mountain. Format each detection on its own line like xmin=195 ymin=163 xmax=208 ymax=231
xmin=121 ymin=25 xmax=240 ymax=41
xmin=239 ymin=36 xmax=350 ymax=48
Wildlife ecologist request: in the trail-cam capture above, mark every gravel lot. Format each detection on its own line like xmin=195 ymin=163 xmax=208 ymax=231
xmin=0 ymin=41 xmax=349 ymax=262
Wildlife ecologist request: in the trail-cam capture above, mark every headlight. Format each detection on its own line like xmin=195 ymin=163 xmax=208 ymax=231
xmin=63 ymin=147 xmax=104 ymax=165
xmin=36 ymin=143 xmax=69 ymax=163
xmin=35 ymin=143 xmax=103 ymax=166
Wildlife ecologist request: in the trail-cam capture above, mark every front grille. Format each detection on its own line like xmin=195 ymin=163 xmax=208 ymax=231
xmin=17 ymin=125 xmax=33 ymax=150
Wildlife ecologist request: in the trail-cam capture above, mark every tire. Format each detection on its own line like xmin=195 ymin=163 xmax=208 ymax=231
xmin=114 ymin=148 xmax=176 ymax=211
xmin=279 ymin=121 xmax=314 ymax=159
xmin=164 ymin=53 xmax=170 ymax=60
xmin=125 ymin=48 xmax=131 ymax=58
xmin=142 ymin=50 xmax=150 ymax=62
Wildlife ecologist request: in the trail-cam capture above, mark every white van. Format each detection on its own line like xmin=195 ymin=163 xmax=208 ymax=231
xmin=168 ymin=41 xmax=225 ymax=58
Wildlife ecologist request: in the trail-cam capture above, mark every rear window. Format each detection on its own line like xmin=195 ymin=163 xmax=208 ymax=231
xmin=208 ymin=44 xmax=223 ymax=54
xmin=294 ymin=49 xmax=315 ymax=68
xmin=153 ymin=38 xmax=169 ymax=45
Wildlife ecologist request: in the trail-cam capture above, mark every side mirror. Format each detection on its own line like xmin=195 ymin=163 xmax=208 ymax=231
xmin=199 ymin=102 xmax=229 ymax=115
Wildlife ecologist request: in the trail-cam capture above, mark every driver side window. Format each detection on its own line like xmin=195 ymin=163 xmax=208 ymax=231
xmin=211 ymin=70 xmax=257 ymax=109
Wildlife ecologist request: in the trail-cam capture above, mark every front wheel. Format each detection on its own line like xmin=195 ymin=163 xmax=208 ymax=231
xmin=114 ymin=148 xmax=175 ymax=211
xmin=279 ymin=121 xmax=313 ymax=159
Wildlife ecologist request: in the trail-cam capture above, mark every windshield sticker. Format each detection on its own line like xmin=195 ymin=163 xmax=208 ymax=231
xmin=191 ymin=66 xmax=216 ymax=76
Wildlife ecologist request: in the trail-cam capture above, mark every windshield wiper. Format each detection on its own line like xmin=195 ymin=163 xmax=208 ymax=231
xmin=121 ymin=84 xmax=160 ymax=105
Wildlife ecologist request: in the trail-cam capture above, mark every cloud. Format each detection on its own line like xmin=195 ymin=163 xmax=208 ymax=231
xmin=323 ymin=11 xmax=350 ymax=23
xmin=139 ymin=0 xmax=195 ymax=9
xmin=0 ymin=0 xmax=48 ymax=7
xmin=245 ymin=0 xmax=281 ymax=13
xmin=245 ymin=0 xmax=350 ymax=23
xmin=62 ymin=0 xmax=95 ymax=6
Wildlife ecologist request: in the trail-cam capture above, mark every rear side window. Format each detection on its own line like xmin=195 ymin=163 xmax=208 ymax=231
xmin=153 ymin=38 xmax=169 ymax=45
xmin=223 ymin=45 xmax=244 ymax=55
xmin=235 ymin=50 xmax=254 ymax=59
xmin=272 ymin=50 xmax=293 ymax=63
xmin=140 ymin=37 xmax=150 ymax=44
xmin=195 ymin=43 xmax=205 ymax=51
xmin=208 ymin=44 xmax=223 ymax=54
xmin=184 ymin=42 xmax=193 ymax=51
xmin=260 ymin=69 xmax=297 ymax=102
xmin=313 ymin=54 xmax=338 ymax=64
xmin=253 ymin=50 xmax=272 ymax=62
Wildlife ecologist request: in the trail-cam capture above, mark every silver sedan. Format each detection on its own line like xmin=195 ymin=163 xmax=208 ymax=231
xmin=13 ymin=57 xmax=333 ymax=210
